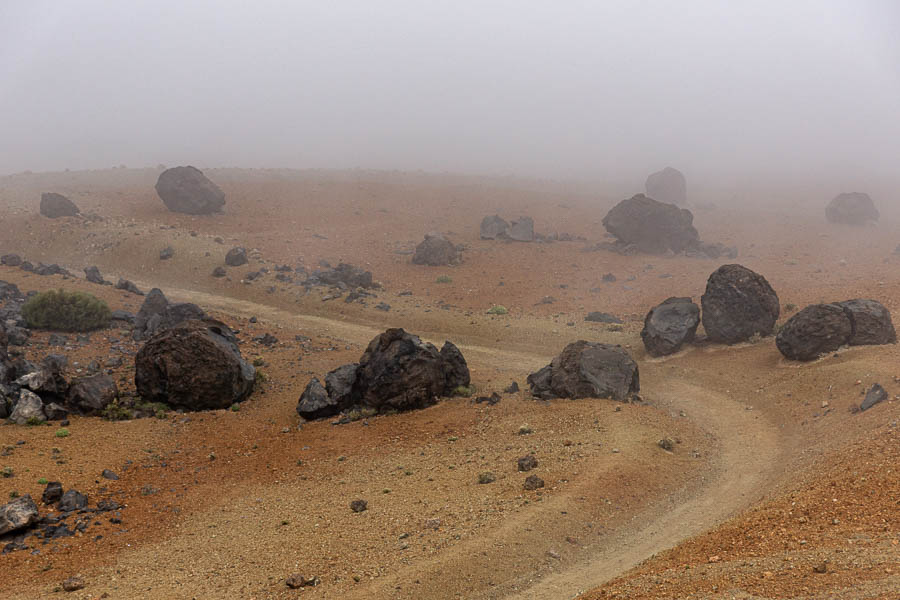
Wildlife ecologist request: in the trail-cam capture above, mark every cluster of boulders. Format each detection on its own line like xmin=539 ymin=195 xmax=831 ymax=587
xmin=776 ymin=299 xmax=895 ymax=361
xmin=640 ymin=264 xmax=780 ymax=357
xmin=0 ymin=481 xmax=123 ymax=555
xmin=155 ymin=166 xmax=225 ymax=215
xmin=297 ymin=328 xmax=469 ymax=420
xmin=600 ymin=194 xmax=736 ymax=259
xmin=479 ymin=215 xmax=580 ymax=244
xmin=412 ymin=232 xmax=462 ymax=266
xmin=527 ymin=341 xmax=639 ymax=401
xmin=1 ymin=254 xmax=72 ymax=278
xmin=825 ymin=192 xmax=878 ymax=225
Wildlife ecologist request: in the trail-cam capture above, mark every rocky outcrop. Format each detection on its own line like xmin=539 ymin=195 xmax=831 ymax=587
xmin=602 ymin=194 xmax=699 ymax=254
xmin=412 ymin=233 xmax=461 ymax=266
xmin=641 ymin=297 xmax=700 ymax=356
xmin=135 ymin=319 xmax=255 ymax=411
xmin=40 ymin=193 xmax=80 ymax=218
xmin=296 ymin=329 xmax=469 ymax=420
xmin=701 ymin=264 xmax=779 ymax=344
xmin=527 ymin=341 xmax=639 ymax=401
xmin=155 ymin=166 xmax=225 ymax=215
xmin=826 ymin=192 xmax=878 ymax=225
xmin=645 ymin=167 xmax=687 ymax=206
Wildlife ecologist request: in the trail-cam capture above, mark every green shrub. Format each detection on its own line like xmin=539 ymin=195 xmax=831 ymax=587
xmin=436 ymin=275 xmax=452 ymax=284
xmin=102 ymin=400 xmax=133 ymax=421
xmin=452 ymin=384 xmax=476 ymax=397
xmin=37 ymin=477 xmax=48 ymax=484
xmin=55 ymin=428 xmax=70 ymax=438
xmin=486 ymin=305 xmax=508 ymax=315
xmin=784 ymin=303 xmax=797 ymax=312
xmin=22 ymin=289 xmax=111 ymax=331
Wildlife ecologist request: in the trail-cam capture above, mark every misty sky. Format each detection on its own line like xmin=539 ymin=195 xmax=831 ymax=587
xmin=1 ymin=1 xmax=898 ymax=182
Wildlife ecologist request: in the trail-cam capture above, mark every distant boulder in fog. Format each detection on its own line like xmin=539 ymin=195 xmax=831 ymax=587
xmin=602 ymin=194 xmax=699 ymax=254
xmin=412 ymin=232 xmax=461 ymax=266
xmin=40 ymin=193 xmax=80 ymax=218
xmin=645 ymin=167 xmax=687 ymax=206
xmin=155 ymin=166 xmax=225 ymax=215
xmin=825 ymin=192 xmax=878 ymax=225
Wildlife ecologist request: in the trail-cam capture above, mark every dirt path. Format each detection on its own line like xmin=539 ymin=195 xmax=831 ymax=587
xmin=152 ymin=283 xmax=786 ymax=599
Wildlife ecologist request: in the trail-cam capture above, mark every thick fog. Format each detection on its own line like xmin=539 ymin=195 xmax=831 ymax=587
xmin=1 ymin=0 xmax=898 ymax=184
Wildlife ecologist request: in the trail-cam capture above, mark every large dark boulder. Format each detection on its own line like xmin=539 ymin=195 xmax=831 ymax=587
xmin=296 ymin=377 xmax=338 ymax=420
xmin=641 ymin=297 xmax=700 ymax=357
xmin=0 ymin=495 xmax=39 ymax=535
xmin=826 ymin=192 xmax=878 ymax=225
xmin=84 ymin=266 xmax=108 ymax=285
xmin=701 ymin=264 xmax=780 ymax=344
xmin=507 ymin=217 xmax=534 ymax=242
xmin=439 ymin=341 xmax=470 ymax=390
xmin=602 ymin=194 xmax=699 ymax=254
xmin=134 ymin=319 xmax=255 ymax=411
xmin=67 ymin=373 xmax=118 ymax=414
xmin=527 ymin=341 xmax=639 ymax=401
xmin=776 ymin=303 xmax=853 ymax=361
xmin=480 ymin=215 xmax=509 ymax=239
xmin=155 ymin=166 xmax=225 ymax=215
xmin=355 ymin=329 xmax=466 ymax=412
xmin=225 ymin=247 xmax=248 ymax=267
xmin=40 ymin=193 xmax=80 ymax=218
xmin=412 ymin=233 xmax=460 ymax=266
xmin=645 ymin=167 xmax=687 ymax=206
xmin=836 ymin=299 xmax=896 ymax=346
xmin=307 ymin=263 xmax=375 ymax=289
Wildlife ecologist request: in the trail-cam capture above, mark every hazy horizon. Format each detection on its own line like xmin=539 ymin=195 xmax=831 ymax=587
xmin=2 ymin=1 xmax=899 ymax=186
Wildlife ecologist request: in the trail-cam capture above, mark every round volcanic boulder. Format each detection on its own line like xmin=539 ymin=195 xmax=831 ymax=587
xmin=480 ymin=215 xmax=509 ymax=240
xmin=836 ymin=299 xmax=897 ymax=346
xmin=527 ymin=341 xmax=639 ymax=401
xmin=645 ymin=167 xmax=687 ymax=206
xmin=602 ymin=194 xmax=699 ymax=254
xmin=40 ymin=193 xmax=80 ymax=218
xmin=701 ymin=264 xmax=780 ymax=344
xmin=155 ymin=166 xmax=225 ymax=215
xmin=354 ymin=328 xmax=468 ymax=412
xmin=225 ymin=247 xmax=248 ymax=267
xmin=135 ymin=319 xmax=255 ymax=411
xmin=412 ymin=232 xmax=460 ymax=266
xmin=776 ymin=303 xmax=852 ymax=361
xmin=641 ymin=297 xmax=700 ymax=357
xmin=825 ymin=192 xmax=878 ymax=225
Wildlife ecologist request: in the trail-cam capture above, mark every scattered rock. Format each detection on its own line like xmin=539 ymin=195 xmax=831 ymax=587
xmin=225 ymin=247 xmax=248 ymax=267
xmin=285 ymin=574 xmax=318 ymax=589
xmin=252 ymin=333 xmax=278 ymax=347
xmin=135 ymin=319 xmax=255 ymax=411
xmin=658 ymin=438 xmax=676 ymax=451
xmin=306 ymin=263 xmax=376 ymax=289
xmin=42 ymin=481 xmax=63 ymax=504
xmin=40 ymin=193 xmax=80 ymax=218
xmin=83 ymin=266 xmax=108 ymax=285
xmin=350 ymin=499 xmax=368 ymax=513
xmin=477 ymin=471 xmax=496 ymax=484
xmin=645 ymin=166 xmax=687 ymax=205
xmin=412 ymin=232 xmax=461 ymax=266
xmin=602 ymin=194 xmax=699 ymax=254
xmin=101 ymin=469 xmax=118 ymax=481
xmin=826 ymin=192 xmax=878 ymax=225
xmin=504 ymin=381 xmax=520 ymax=394
xmin=115 ymin=278 xmax=143 ymax=295
xmin=159 ymin=246 xmax=174 ymax=260
xmin=57 ymin=489 xmax=88 ymax=512
xmin=641 ymin=297 xmax=700 ymax=356
xmin=1 ymin=254 xmax=23 ymax=267
xmin=480 ymin=215 xmax=509 ymax=239
xmin=61 ymin=575 xmax=86 ymax=592
xmin=776 ymin=304 xmax=852 ymax=361
xmin=523 ymin=474 xmax=545 ymax=490
xmin=701 ymin=264 xmax=779 ymax=344
xmin=527 ymin=341 xmax=639 ymax=401
xmin=211 ymin=266 xmax=227 ymax=278
xmin=0 ymin=495 xmax=39 ymax=535
xmin=860 ymin=383 xmax=887 ymax=412
xmin=110 ymin=309 xmax=136 ymax=324
xmin=132 ymin=288 xmax=205 ymax=341
xmin=474 ymin=392 xmax=501 ymax=405
xmin=375 ymin=302 xmax=391 ymax=312
xmin=155 ymin=166 xmax=225 ymax=214
xmin=296 ymin=378 xmax=337 ymax=420
xmin=517 ymin=455 xmax=538 ymax=472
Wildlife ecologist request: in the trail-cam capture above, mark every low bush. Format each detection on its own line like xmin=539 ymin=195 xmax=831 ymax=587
xmin=22 ymin=289 xmax=111 ymax=331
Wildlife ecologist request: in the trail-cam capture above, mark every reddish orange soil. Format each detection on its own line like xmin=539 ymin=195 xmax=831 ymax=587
xmin=0 ymin=168 xmax=898 ymax=599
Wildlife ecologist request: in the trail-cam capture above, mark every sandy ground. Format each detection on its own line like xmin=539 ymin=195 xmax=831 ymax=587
xmin=0 ymin=168 xmax=898 ymax=599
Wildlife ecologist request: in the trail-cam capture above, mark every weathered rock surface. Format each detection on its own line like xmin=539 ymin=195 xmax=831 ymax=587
xmin=507 ymin=217 xmax=534 ymax=242
xmin=645 ymin=167 xmax=687 ymax=206
xmin=9 ymin=389 xmax=46 ymax=424
xmin=837 ymin=299 xmax=896 ymax=346
xmin=776 ymin=303 xmax=853 ymax=361
xmin=412 ymin=232 xmax=460 ymax=266
xmin=296 ymin=377 xmax=337 ymax=420
xmin=135 ymin=319 xmax=255 ymax=411
xmin=527 ymin=341 xmax=639 ymax=401
xmin=155 ymin=166 xmax=225 ymax=214
xmin=58 ymin=490 xmax=88 ymax=512
xmin=40 ymin=193 xmax=80 ymax=218
xmin=480 ymin=215 xmax=509 ymax=239
xmin=602 ymin=194 xmax=699 ymax=254
xmin=132 ymin=288 xmax=205 ymax=341
xmin=0 ymin=495 xmax=39 ymax=535
xmin=701 ymin=264 xmax=779 ymax=344
xmin=225 ymin=247 xmax=248 ymax=267
xmin=860 ymin=383 xmax=887 ymax=412
xmin=67 ymin=374 xmax=118 ymax=415
xmin=641 ymin=297 xmax=700 ymax=356
xmin=826 ymin=192 xmax=878 ymax=225
xmin=439 ymin=341 xmax=470 ymax=391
